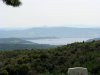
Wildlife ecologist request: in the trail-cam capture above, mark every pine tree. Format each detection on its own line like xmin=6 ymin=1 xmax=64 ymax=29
xmin=2 ymin=0 xmax=21 ymax=7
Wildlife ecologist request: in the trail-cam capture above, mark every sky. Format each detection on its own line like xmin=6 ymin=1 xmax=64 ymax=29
xmin=0 ymin=0 xmax=100 ymax=28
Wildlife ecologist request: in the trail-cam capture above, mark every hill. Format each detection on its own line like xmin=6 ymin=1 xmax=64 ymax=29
xmin=87 ymin=38 xmax=100 ymax=42
xmin=0 ymin=41 xmax=99 ymax=75
xmin=0 ymin=38 xmax=34 ymax=44
xmin=0 ymin=27 xmax=100 ymax=38
xmin=0 ymin=38 xmax=55 ymax=50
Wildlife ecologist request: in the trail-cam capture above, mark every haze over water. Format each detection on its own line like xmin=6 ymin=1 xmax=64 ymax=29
xmin=28 ymin=38 xmax=90 ymax=45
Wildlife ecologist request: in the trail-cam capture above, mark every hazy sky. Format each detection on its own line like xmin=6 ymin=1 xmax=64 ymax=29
xmin=0 ymin=0 xmax=100 ymax=28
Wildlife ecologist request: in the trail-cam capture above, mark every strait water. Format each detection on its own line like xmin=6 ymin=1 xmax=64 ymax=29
xmin=28 ymin=38 xmax=90 ymax=45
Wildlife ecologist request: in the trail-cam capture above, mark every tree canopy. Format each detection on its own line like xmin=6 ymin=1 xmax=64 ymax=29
xmin=0 ymin=41 xmax=100 ymax=75
xmin=2 ymin=0 xmax=21 ymax=7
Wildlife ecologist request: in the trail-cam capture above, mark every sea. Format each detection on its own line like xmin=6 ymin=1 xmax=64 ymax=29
xmin=27 ymin=38 xmax=90 ymax=45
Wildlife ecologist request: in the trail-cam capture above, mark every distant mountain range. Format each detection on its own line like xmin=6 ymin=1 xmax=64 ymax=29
xmin=0 ymin=38 xmax=55 ymax=50
xmin=0 ymin=27 xmax=100 ymax=38
xmin=1 ymin=27 xmax=100 ymax=50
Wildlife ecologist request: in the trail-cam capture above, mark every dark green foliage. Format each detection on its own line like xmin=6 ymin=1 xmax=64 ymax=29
xmin=0 ymin=41 xmax=100 ymax=75
xmin=2 ymin=0 xmax=21 ymax=7
xmin=0 ymin=70 xmax=8 ymax=75
xmin=0 ymin=44 xmax=55 ymax=50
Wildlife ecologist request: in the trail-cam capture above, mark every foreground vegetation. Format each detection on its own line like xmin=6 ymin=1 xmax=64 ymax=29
xmin=0 ymin=41 xmax=100 ymax=75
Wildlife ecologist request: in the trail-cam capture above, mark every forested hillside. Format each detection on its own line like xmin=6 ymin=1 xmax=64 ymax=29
xmin=0 ymin=41 xmax=100 ymax=75
xmin=0 ymin=38 xmax=55 ymax=50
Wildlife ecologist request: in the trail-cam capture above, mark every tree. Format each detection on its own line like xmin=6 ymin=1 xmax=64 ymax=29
xmin=0 ymin=70 xmax=8 ymax=75
xmin=2 ymin=0 xmax=21 ymax=7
